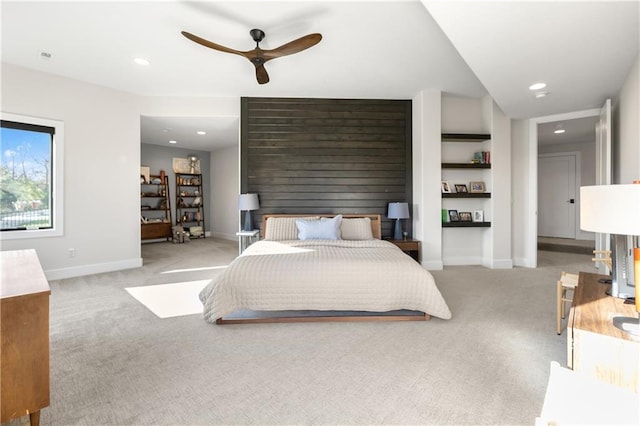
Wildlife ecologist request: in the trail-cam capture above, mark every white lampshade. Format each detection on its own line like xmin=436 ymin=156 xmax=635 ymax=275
xmin=238 ymin=193 xmax=260 ymax=211
xmin=580 ymin=184 xmax=640 ymax=235
xmin=388 ymin=202 xmax=410 ymax=219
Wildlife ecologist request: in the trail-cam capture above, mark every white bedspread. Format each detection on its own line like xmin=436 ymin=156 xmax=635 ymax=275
xmin=199 ymin=239 xmax=452 ymax=322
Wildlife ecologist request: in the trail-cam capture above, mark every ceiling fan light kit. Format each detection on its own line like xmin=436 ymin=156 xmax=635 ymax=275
xmin=182 ymin=28 xmax=322 ymax=84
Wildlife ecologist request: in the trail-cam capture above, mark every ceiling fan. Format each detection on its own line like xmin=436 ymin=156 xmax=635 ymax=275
xmin=181 ymin=28 xmax=322 ymax=84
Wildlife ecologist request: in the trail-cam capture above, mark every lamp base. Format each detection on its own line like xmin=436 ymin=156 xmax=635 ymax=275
xmin=243 ymin=211 xmax=253 ymax=232
xmin=393 ymin=219 xmax=403 ymax=240
xmin=612 ymin=316 xmax=640 ymax=337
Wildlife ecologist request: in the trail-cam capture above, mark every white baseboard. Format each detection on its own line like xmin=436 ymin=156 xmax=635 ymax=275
xmin=443 ymin=256 xmax=483 ymax=266
xmin=443 ymin=256 xmax=513 ymax=269
xmin=482 ymin=258 xmax=514 ymax=269
xmin=45 ymin=257 xmax=143 ymax=281
xmin=513 ymin=256 xmax=536 ymax=268
xmin=209 ymin=231 xmax=237 ymax=241
xmin=422 ymin=259 xmax=443 ymax=270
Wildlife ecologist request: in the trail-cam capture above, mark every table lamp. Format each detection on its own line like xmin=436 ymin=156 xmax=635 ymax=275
xmin=388 ymin=202 xmax=410 ymax=240
xmin=580 ymin=184 xmax=640 ymax=336
xmin=238 ymin=193 xmax=260 ymax=231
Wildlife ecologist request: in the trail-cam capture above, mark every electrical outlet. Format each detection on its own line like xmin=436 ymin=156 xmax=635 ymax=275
xmin=68 ymin=248 xmax=75 ymax=258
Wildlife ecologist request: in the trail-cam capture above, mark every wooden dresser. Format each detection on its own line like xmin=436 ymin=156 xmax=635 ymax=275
xmin=567 ymin=272 xmax=639 ymax=392
xmin=1 ymin=249 xmax=51 ymax=426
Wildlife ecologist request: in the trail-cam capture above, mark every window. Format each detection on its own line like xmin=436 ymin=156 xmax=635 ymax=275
xmin=1 ymin=113 xmax=64 ymax=239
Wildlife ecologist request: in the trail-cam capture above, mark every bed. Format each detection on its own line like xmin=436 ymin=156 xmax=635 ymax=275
xmin=199 ymin=214 xmax=452 ymax=324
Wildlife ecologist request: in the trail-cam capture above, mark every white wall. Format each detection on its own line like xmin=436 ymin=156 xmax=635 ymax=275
xmin=1 ymin=64 xmax=141 ymax=279
xmin=412 ymin=89 xmax=442 ymax=269
xmin=510 ymin=119 xmax=532 ymax=267
xmin=210 ymin=144 xmax=239 ymax=240
xmin=485 ymin=98 xmax=512 ymax=268
xmin=1 ymin=64 xmax=241 ymax=279
xmin=538 ymin=141 xmax=596 ymax=188
xmin=614 ymin=53 xmax=640 ymax=184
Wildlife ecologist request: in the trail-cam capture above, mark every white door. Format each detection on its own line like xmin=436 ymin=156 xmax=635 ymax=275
xmin=538 ymin=154 xmax=576 ymax=238
xmin=595 ymin=99 xmax=612 ymax=272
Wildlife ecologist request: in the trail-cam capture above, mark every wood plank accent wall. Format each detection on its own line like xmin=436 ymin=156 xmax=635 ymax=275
xmin=241 ymin=97 xmax=412 ymax=238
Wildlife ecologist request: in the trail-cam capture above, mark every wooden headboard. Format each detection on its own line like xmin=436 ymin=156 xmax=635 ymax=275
xmin=261 ymin=214 xmax=382 ymax=239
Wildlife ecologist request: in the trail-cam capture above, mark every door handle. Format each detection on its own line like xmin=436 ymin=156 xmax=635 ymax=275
xmin=568 ymin=199 xmax=575 ymax=204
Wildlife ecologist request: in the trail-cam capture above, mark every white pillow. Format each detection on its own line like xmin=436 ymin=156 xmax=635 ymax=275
xmin=264 ymin=217 xmax=319 ymax=240
xmin=340 ymin=217 xmax=374 ymax=240
xmin=296 ymin=215 xmax=343 ymax=240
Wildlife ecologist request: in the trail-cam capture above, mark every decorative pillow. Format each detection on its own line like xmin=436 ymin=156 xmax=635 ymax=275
xmin=340 ymin=217 xmax=374 ymax=240
xmin=296 ymin=215 xmax=343 ymax=240
xmin=264 ymin=217 xmax=319 ymax=241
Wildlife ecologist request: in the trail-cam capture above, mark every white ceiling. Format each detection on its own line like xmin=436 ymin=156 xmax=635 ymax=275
xmin=2 ymin=1 xmax=638 ymax=151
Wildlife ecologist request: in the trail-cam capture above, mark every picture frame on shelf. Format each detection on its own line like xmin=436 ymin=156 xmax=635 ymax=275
xmin=140 ymin=166 xmax=150 ymax=183
xmin=473 ymin=210 xmax=484 ymax=222
xmin=454 ymin=184 xmax=468 ymax=193
xmin=172 ymin=157 xmax=201 ymax=174
xmin=448 ymin=210 xmax=459 ymax=222
xmin=441 ymin=181 xmax=452 ymax=193
xmin=469 ymin=181 xmax=486 ymax=193
xmin=459 ymin=211 xmax=472 ymax=222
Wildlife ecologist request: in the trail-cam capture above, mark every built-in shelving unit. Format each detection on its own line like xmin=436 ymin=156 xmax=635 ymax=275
xmin=441 ymin=132 xmax=492 ymax=230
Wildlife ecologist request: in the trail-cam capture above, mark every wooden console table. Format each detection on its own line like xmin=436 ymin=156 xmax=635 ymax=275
xmin=1 ymin=249 xmax=51 ymax=426
xmin=567 ymin=272 xmax=639 ymax=392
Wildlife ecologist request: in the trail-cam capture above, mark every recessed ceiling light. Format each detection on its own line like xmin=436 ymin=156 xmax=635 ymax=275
xmin=529 ymin=82 xmax=546 ymax=91
xmin=169 ymin=140 xmax=177 ymax=144
xmin=197 ymin=131 xmax=206 ymax=135
xmin=535 ymin=92 xmax=549 ymax=98
xmin=554 ymin=129 xmax=565 ymax=134
xmin=134 ymin=58 xmax=150 ymax=66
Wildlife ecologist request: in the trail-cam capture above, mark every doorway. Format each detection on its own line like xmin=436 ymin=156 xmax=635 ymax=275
xmin=538 ymin=153 xmax=577 ymax=238
xmin=534 ymin=113 xmax=600 ymax=256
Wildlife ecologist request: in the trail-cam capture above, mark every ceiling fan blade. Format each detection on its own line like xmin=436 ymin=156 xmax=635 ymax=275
xmin=262 ymin=33 xmax=322 ymax=61
xmin=181 ymin=31 xmax=249 ymax=59
xmin=255 ymin=63 xmax=270 ymax=85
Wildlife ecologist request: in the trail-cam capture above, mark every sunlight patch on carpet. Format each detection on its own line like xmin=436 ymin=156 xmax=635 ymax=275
xmin=125 ymin=280 xmax=211 ymax=318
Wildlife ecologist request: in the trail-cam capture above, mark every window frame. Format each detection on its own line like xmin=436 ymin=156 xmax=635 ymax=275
xmin=0 ymin=112 xmax=64 ymax=240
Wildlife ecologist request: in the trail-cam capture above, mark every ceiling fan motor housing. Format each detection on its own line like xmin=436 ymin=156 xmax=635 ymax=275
xmin=250 ymin=29 xmax=265 ymax=44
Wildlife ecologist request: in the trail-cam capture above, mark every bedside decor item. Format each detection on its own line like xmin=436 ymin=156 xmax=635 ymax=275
xmin=387 ymin=202 xmax=410 ymax=240
xmin=469 ymin=181 xmax=485 ymax=193
xmin=238 ymin=193 xmax=260 ymax=231
xmin=580 ymin=184 xmax=640 ymax=336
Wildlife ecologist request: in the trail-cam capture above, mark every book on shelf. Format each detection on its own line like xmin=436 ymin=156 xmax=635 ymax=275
xmin=473 ymin=151 xmax=490 ymax=164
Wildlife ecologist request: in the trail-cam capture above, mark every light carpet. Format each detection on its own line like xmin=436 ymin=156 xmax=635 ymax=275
xmin=125 ymin=280 xmax=211 ymax=318
xmin=5 ymin=238 xmax=603 ymax=426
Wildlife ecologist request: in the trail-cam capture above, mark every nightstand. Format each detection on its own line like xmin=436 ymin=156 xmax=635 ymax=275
xmin=236 ymin=230 xmax=259 ymax=254
xmin=387 ymin=239 xmax=420 ymax=262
